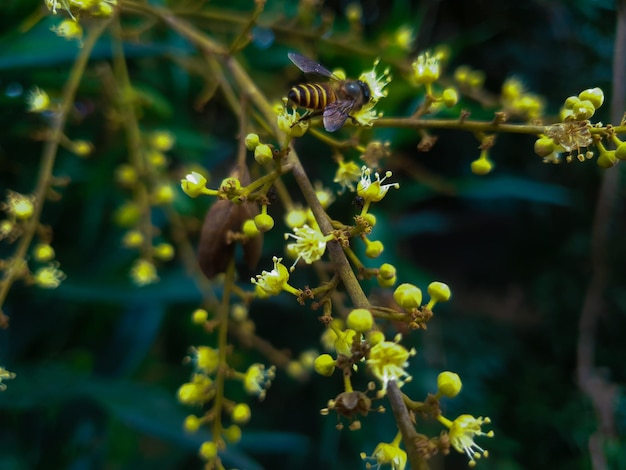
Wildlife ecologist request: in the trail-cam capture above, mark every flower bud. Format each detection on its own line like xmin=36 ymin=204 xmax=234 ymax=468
xmin=231 ymin=403 xmax=251 ymax=424
xmin=534 ymin=137 xmax=555 ymax=157
xmin=437 ymin=371 xmax=462 ymax=398
xmin=367 ymin=330 xmax=385 ymax=346
xmin=572 ymin=99 xmax=595 ymax=120
xmin=199 ymin=441 xmax=218 ymax=460
xmin=224 ymin=424 xmax=242 ymax=443
xmin=314 ymin=353 xmax=337 ymax=376
xmin=254 ymin=213 xmax=274 ymax=232
xmin=347 ymin=308 xmax=374 ymax=333
xmin=393 ymin=283 xmax=422 ymax=310
xmin=192 ymin=308 xmax=208 ymax=324
xmin=597 ymin=150 xmax=617 ymax=168
xmin=578 ymin=87 xmax=604 ymax=109
xmin=364 ymin=240 xmax=384 ymax=258
xmin=245 ymin=133 xmax=260 ymax=150
xmin=428 ymin=281 xmax=451 ymax=302
xmin=184 ymin=415 xmax=202 ymax=433
xmin=471 ymin=157 xmax=493 ymax=175
xmin=254 ymin=144 xmax=274 ymax=165
xmin=442 ymin=87 xmax=459 ymax=107
xmin=615 ymin=142 xmax=626 ymax=161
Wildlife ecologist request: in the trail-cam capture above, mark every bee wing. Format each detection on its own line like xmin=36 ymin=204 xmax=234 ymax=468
xmin=288 ymin=53 xmax=336 ymax=79
xmin=323 ymin=100 xmax=356 ymax=132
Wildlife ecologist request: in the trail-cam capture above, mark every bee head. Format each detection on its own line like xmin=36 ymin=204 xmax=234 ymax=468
xmin=345 ymin=81 xmax=371 ymax=103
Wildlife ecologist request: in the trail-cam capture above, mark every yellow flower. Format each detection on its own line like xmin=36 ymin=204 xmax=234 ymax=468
xmin=359 ymin=59 xmax=391 ymax=103
xmin=51 ymin=19 xmax=83 ymax=44
xmin=26 ymin=87 xmax=51 ymax=113
xmin=361 ymin=436 xmax=407 ymax=470
xmin=243 ymin=363 xmax=275 ymax=400
xmin=3 ymin=191 xmax=35 ymax=220
xmin=285 ymin=224 xmax=333 ymax=269
xmin=439 ymin=414 xmax=494 ymax=467
xmin=178 ymin=374 xmax=214 ymax=405
xmin=192 ymin=346 xmax=219 ymax=374
xmin=180 ymin=171 xmax=211 ymax=198
xmin=357 ymin=166 xmax=399 ymax=204
xmin=0 ymin=367 xmax=16 ymax=392
xmin=277 ymin=103 xmax=309 ymax=137
xmin=33 ymin=263 xmax=66 ymax=289
xmin=412 ymin=51 xmax=440 ymax=86
xmin=366 ymin=335 xmax=415 ymax=396
xmin=333 ymin=159 xmax=362 ymax=193
xmin=129 ymin=258 xmax=158 ymax=286
xmin=251 ymin=256 xmax=293 ymax=296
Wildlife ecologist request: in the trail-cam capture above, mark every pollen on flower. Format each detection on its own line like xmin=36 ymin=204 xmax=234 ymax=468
xmin=243 ymin=363 xmax=276 ymax=400
xmin=277 ymin=102 xmax=309 ymax=137
xmin=285 ymin=224 xmax=333 ymax=270
xmin=359 ymin=59 xmax=391 ymax=103
xmin=366 ymin=334 xmax=415 ymax=396
xmin=357 ymin=166 xmax=399 ymax=204
xmin=412 ymin=51 xmax=441 ymax=86
xmin=191 ymin=346 xmax=219 ymax=374
xmin=441 ymin=414 xmax=494 ymax=467
xmin=333 ymin=159 xmax=362 ymax=193
xmin=129 ymin=258 xmax=159 ymax=286
xmin=251 ymin=256 xmax=290 ymax=296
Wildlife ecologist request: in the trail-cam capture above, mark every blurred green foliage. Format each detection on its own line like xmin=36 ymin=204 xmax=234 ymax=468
xmin=1 ymin=0 xmax=625 ymax=469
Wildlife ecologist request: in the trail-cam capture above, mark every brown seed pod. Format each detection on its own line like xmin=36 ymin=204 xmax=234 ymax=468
xmin=197 ymin=164 xmax=262 ymax=279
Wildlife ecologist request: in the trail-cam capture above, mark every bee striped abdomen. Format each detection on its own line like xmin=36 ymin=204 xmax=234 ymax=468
xmin=288 ymin=83 xmax=336 ymax=110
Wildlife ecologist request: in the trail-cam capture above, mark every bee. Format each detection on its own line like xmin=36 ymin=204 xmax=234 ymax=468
xmin=287 ymin=52 xmax=371 ymax=132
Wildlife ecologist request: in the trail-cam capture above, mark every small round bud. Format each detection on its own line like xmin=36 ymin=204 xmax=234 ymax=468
xmin=597 ymin=150 xmax=617 ymax=168
xmin=442 ymin=87 xmax=459 ymax=107
xmin=231 ymin=403 xmax=251 ymax=424
xmin=254 ymin=213 xmax=274 ymax=232
xmin=314 ymin=354 xmax=336 ymax=376
xmin=245 ymin=133 xmax=260 ymax=151
xmin=181 ymin=171 xmax=208 ymax=198
xmin=393 ymin=283 xmax=423 ymax=310
xmin=378 ymin=263 xmax=396 ymax=280
xmin=346 ymin=308 xmax=374 ymax=333
xmin=364 ymin=240 xmax=384 ymax=258
xmin=572 ymin=99 xmax=595 ymax=120
xmin=192 ymin=308 xmax=208 ymax=324
xmin=428 ymin=281 xmax=451 ymax=302
xmin=285 ymin=208 xmax=308 ymax=228
xmin=223 ymin=424 xmax=242 ymax=444
xmin=33 ymin=243 xmax=55 ymax=262
xmin=437 ymin=371 xmax=462 ymax=398
xmin=377 ymin=275 xmax=397 ymax=288
xmin=471 ymin=157 xmax=493 ymax=175
xmin=154 ymin=243 xmax=175 ymax=261
xmin=231 ymin=303 xmax=248 ymax=322
xmin=199 ymin=441 xmax=219 ymax=460
xmin=615 ymin=142 xmax=626 ymax=161
xmin=578 ymin=87 xmax=604 ymax=109
xmin=534 ymin=137 xmax=555 ymax=157
xmin=184 ymin=415 xmax=202 ymax=433
xmin=242 ymin=219 xmax=260 ymax=237
xmin=563 ymin=95 xmax=580 ymax=109
xmin=367 ymin=330 xmax=385 ymax=346
xmin=362 ymin=213 xmax=376 ymax=227
xmin=254 ymin=144 xmax=274 ymax=165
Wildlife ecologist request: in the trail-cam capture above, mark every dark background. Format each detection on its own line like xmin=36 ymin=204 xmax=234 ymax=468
xmin=0 ymin=0 xmax=625 ymax=469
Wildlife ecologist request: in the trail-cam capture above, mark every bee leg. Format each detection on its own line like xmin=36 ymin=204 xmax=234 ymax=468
xmin=291 ymin=110 xmax=324 ymax=127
